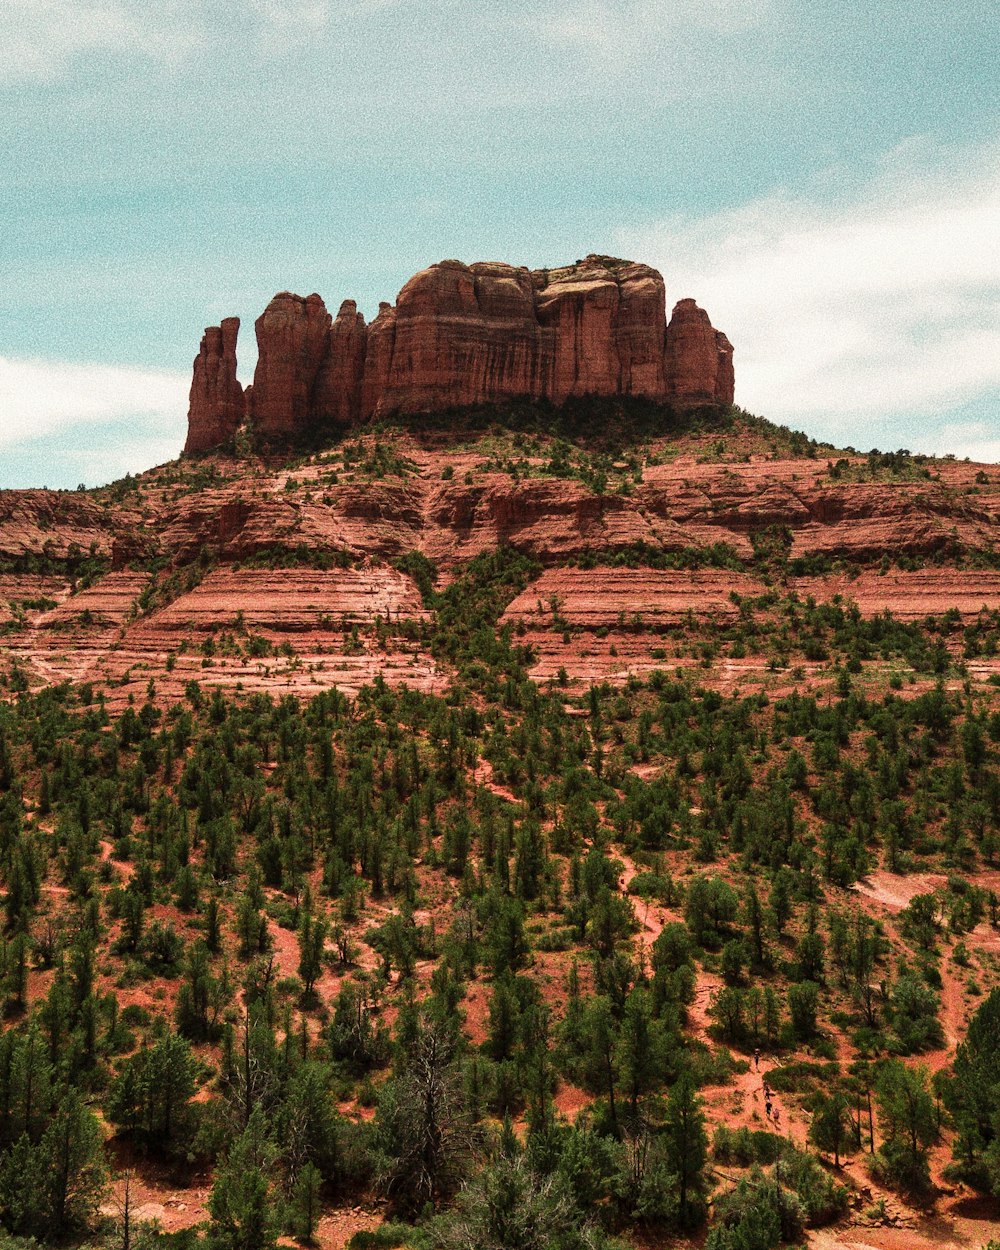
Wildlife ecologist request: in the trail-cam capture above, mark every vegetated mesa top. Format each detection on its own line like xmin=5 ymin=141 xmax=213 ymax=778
xmin=184 ymin=255 xmax=734 ymax=453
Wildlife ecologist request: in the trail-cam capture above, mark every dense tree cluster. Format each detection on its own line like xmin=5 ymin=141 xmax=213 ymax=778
xmin=0 ymin=542 xmax=997 ymax=1248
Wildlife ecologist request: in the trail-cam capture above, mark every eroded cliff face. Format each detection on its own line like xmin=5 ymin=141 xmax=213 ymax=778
xmin=664 ymin=298 xmax=735 ymax=407
xmin=184 ymin=318 xmax=245 ymax=454
xmin=314 ymin=300 xmax=369 ymax=431
xmin=185 ymin=255 xmax=734 ymax=450
xmin=6 ymin=441 xmax=1000 ymax=703
xmin=249 ymin=292 xmax=333 ymax=441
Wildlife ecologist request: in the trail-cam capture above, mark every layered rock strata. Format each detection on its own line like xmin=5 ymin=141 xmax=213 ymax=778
xmin=185 ymin=256 xmax=734 ymax=449
xmin=8 ymin=452 xmax=1000 ymax=701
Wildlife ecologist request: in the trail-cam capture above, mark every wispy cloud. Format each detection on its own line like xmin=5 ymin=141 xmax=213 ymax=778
xmin=0 ymin=0 xmax=359 ymax=82
xmin=0 ymin=0 xmax=206 ymax=82
xmin=538 ymin=0 xmax=773 ymax=51
xmin=0 ymin=357 xmax=187 ymax=487
xmin=0 ymin=357 xmax=187 ymax=451
xmin=619 ymin=137 xmax=1000 ymax=454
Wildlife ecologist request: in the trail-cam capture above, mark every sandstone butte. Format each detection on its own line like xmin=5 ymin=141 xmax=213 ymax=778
xmin=183 ymin=255 xmax=734 ymax=453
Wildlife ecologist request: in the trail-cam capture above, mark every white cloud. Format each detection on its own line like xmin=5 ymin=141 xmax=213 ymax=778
xmin=0 ymin=0 xmax=357 ymax=81
xmin=248 ymin=0 xmax=330 ymax=51
xmin=0 ymin=356 xmax=187 ymax=457
xmin=618 ymin=137 xmax=1000 ymax=454
xmin=0 ymin=0 xmax=206 ymax=82
xmin=538 ymin=0 xmax=773 ymax=53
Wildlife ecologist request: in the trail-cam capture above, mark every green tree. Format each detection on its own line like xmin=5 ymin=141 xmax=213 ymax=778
xmin=0 ymin=1089 xmax=107 ymax=1240
xmin=106 ymin=1031 xmax=198 ymax=1153
xmin=297 ymin=909 xmax=328 ymax=1001
xmin=663 ymin=1073 xmax=708 ymax=1229
xmin=809 ymin=1089 xmax=854 ymax=1167
xmin=576 ymin=997 xmax=620 ymax=1134
xmin=787 ymin=980 xmax=820 ymax=1041
xmin=873 ymin=1060 xmax=936 ymax=1193
xmin=616 ymin=988 xmax=668 ymax=1122
xmin=943 ymin=987 xmax=1000 ymax=1192
xmin=208 ymin=1107 xmax=279 ymax=1250
xmin=289 ymin=1162 xmax=322 ymax=1245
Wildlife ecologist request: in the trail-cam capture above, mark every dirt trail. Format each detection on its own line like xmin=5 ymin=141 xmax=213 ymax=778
xmin=615 ymin=847 xmax=671 ymax=950
xmin=472 ymin=756 xmax=518 ymax=804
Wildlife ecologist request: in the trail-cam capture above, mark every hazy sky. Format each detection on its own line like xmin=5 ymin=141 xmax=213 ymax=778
xmin=2 ymin=0 xmax=998 ymax=487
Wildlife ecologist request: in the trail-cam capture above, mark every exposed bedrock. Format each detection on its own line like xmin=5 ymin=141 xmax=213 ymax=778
xmin=184 ymin=255 xmax=734 ymax=450
xmin=184 ymin=317 xmax=245 ymax=454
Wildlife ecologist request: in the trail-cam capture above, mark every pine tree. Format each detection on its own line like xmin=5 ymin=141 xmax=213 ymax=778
xmin=208 ymin=1107 xmax=278 ymax=1250
xmin=944 ymin=988 xmax=1000 ymax=1191
xmin=809 ymin=1089 xmax=854 ymax=1166
xmin=663 ymin=1074 xmax=707 ymax=1229
xmin=290 ymin=1162 xmax=322 ymax=1244
xmin=297 ymin=909 xmax=328 ymax=1000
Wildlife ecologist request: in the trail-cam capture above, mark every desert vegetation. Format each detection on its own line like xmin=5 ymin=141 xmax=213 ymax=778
xmin=1 ymin=410 xmax=1000 ymax=1249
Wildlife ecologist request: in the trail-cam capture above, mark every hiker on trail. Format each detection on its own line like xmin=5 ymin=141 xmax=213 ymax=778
xmin=753 ymin=1048 xmax=760 ymax=1070
xmin=773 ymin=1107 xmax=781 ymax=1130
xmin=765 ymin=1098 xmax=772 ymax=1119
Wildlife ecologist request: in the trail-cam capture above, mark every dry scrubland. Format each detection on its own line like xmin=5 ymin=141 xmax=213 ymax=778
xmin=1 ymin=403 xmax=1000 ymax=1250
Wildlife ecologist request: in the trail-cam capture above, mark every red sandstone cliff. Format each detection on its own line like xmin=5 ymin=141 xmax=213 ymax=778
xmin=249 ymin=292 xmax=333 ymax=441
xmin=315 ymin=300 xmax=369 ymax=432
xmin=664 ymin=298 xmax=735 ymax=407
xmin=183 ymin=317 xmax=245 ymax=454
xmin=184 ymin=255 xmax=734 ymax=449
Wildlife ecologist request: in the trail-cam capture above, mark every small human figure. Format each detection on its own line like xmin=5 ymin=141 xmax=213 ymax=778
xmin=773 ymin=1107 xmax=781 ymax=1130
xmin=753 ymin=1048 xmax=760 ymax=1070
xmin=765 ymin=1099 xmax=772 ymax=1119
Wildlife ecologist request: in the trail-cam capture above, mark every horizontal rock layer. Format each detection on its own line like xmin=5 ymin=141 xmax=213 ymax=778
xmin=6 ymin=448 xmax=1000 ymax=702
xmin=187 ymin=256 xmax=734 ymax=449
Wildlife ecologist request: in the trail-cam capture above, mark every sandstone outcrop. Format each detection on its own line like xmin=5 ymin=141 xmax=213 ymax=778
xmin=7 ymin=444 xmax=1000 ymax=702
xmin=664 ymin=299 xmax=734 ymax=406
xmin=314 ymin=300 xmax=368 ymax=431
xmin=183 ymin=318 xmax=245 ymax=454
xmin=185 ymin=255 xmax=735 ymax=449
xmin=249 ymin=293 xmax=332 ymax=441
xmin=376 ymin=260 xmax=545 ymax=413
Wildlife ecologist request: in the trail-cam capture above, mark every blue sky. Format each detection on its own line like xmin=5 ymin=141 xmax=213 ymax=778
xmin=2 ymin=0 xmax=998 ymax=487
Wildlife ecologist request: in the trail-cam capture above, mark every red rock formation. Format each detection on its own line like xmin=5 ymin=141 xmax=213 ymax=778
xmin=373 ymin=256 xmax=673 ymax=415
xmin=533 ymin=257 xmax=668 ymax=402
xmin=614 ymin=263 xmax=670 ymax=398
xmin=10 ymin=447 xmax=1000 ymax=700
xmin=184 ymin=318 xmax=244 ymax=454
xmin=376 ymin=260 xmax=547 ymax=413
xmin=361 ymin=303 xmax=397 ymax=420
xmin=664 ymin=299 xmax=734 ymax=406
xmin=249 ymin=292 xmax=332 ymax=441
xmin=184 ymin=256 xmax=735 ymax=449
xmin=314 ymin=300 xmax=368 ymax=431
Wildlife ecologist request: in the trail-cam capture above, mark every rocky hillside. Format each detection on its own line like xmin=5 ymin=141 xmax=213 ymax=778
xmin=4 ymin=405 xmax=1000 ymax=708
xmin=185 ymin=255 xmax=733 ymax=451
xmin=4 ymin=403 xmax=1000 ymax=1250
